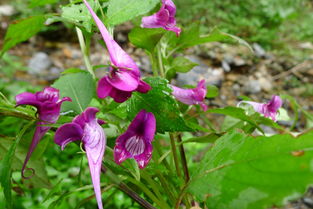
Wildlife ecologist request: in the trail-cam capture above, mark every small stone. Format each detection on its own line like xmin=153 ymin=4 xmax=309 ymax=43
xmin=258 ymin=77 xmax=273 ymax=92
xmin=138 ymin=56 xmax=152 ymax=73
xmin=28 ymin=52 xmax=52 ymax=75
xmin=253 ymin=43 xmax=267 ymax=58
xmin=243 ymin=79 xmax=261 ymax=94
xmin=222 ymin=60 xmax=231 ymax=72
xmin=0 ymin=5 xmax=15 ymax=17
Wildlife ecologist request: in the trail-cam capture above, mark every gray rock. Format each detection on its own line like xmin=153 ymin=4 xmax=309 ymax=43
xmin=258 ymin=77 xmax=272 ymax=92
xmin=222 ymin=60 xmax=231 ymax=72
xmin=28 ymin=52 xmax=52 ymax=75
xmin=138 ymin=56 xmax=152 ymax=74
xmin=243 ymin=79 xmax=261 ymax=94
xmin=253 ymin=43 xmax=266 ymax=58
xmin=176 ymin=55 xmax=224 ymax=87
xmin=0 ymin=5 xmax=14 ymax=17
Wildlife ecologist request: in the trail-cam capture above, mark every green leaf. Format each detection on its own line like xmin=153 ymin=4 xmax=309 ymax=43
xmin=0 ymin=123 xmax=32 ymax=209
xmin=106 ymin=0 xmax=159 ymax=25
xmin=128 ymin=27 xmax=164 ymax=52
xmin=61 ymin=1 xmax=99 ymax=33
xmin=178 ymin=24 xmax=252 ymax=52
xmin=0 ymin=136 xmax=51 ymax=189
xmin=208 ymin=107 xmax=263 ymax=132
xmin=168 ymin=56 xmax=198 ymax=73
xmin=189 ymin=130 xmax=313 ymax=209
xmin=28 ymin=0 xmax=58 ymax=8
xmin=52 ymin=72 xmax=95 ymax=114
xmin=181 ymin=133 xmax=221 ymax=144
xmin=126 ymin=77 xmax=192 ymax=133
xmin=206 ymin=85 xmax=219 ymax=98
xmin=1 ymin=15 xmax=46 ymax=56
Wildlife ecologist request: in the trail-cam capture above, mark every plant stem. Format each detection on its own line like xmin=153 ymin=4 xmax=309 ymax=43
xmin=169 ymin=133 xmax=181 ymax=177
xmin=76 ymin=27 xmax=96 ymax=79
xmin=100 ymin=165 xmax=157 ymax=209
xmin=148 ymin=52 xmax=159 ymax=77
xmin=176 ymin=133 xmax=190 ymax=183
xmin=157 ymin=45 xmax=165 ymax=77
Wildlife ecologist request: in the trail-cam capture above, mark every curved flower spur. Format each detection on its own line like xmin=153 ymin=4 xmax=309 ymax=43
xmin=141 ymin=0 xmax=181 ymax=36
xmin=15 ymin=87 xmax=71 ymax=178
xmin=170 ymin=79 xmax=208 ymax=111
xmin=114 ymin=110 xmax=156 ymax=169
xmin=54 ymin=107 xmax=106 ymax=209
xmin=83 ymin=0 xmax=151 ymax=103
xmin=237 ymin=95 xmax=283 ymax=121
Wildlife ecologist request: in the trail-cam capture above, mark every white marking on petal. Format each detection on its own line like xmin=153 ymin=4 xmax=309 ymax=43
xmin=125 ymin=136 xmax=145 ymax=156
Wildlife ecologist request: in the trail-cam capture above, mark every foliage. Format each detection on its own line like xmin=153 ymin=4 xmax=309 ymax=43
xmin=1 ymin=0 xmax=313 ymax=209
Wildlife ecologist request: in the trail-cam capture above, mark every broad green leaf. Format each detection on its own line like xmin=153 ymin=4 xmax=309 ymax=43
xmin=61 ymin=1 xmax=99 ymax=33
xmin=189 ymin=130 xmax=313 ymax=209
xmin=29 ymin=0 xmax=58 ymax=8
xmin=128 ymin=27 xmax=164 ymax=52
xmin=208 ymin=107 xmax=263 ymax=132
xmin=126 ymin=77 xmax=192 ymax=133
xmin=52 ymin=72 xmax=95 ymax=114
xmin=178 ymin=24 xmax=252 ymax=52
xmin=1 ymin=15 xmax=46 ymax=56
xmin=0 ymin=136 xmax=51 ymax=189
xmin=181 ymin=133 xmax=221 ymax=144
xmin=168 ymin=56 xmax=198 ymax=73
xmin=0 ymin=122 xmax=32 ymax=209
xmin=206 ymin=85 xmax=219 ymax=98
xmin=106 ymin=0 xmax=159 ymax=25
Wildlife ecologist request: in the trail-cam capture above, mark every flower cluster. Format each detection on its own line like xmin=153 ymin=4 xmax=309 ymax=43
xmin=14 ymin=0 xmax=283 ymax=208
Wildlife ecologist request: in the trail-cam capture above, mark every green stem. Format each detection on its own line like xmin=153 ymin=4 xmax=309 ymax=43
xmin=157 ymin=46 xmax=165 ymax=77
xmin=176 ymin=133 xmax=190 ymax=183
xmin=141 ymin=170 xmax=164 ymax=202
xmin=148 ymin=52 xmax=159 ymax=77
xmin=169 ymin=133 xmax=181 ymax=177
xmin=75 ymin=27 xmax=96 ymax=79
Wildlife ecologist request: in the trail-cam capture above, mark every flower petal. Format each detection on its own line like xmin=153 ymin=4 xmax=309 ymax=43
xmin=143 ymin=112 xmax=156 ymax=142
xmin=136 ymin=80 xmax=152 ymax=93
xmin=171 ymin=86 xmax=195 ymax=105
xmin=84 ymin=122 xmax=105 ymax=209
xmin=21 ymin=123 xmax=50 ymax=179
xmin=36 ymin=87 xmax=60 ymax=103
xmin=83 ymin=0 xmax=139 ymax=73
xmin=109 ymin=88 xmax=133 ymax=103
xmin=267 ymin=95 xmax=283 ymax=112
xmin=141 ymin=14 xmax=161 ymax=28
xmin=54 ymin=123 xmax=83 ymax=150
xmin=107 ymin=70 xmax=139 ymax=91
xmin=97 ymin=76 xmax=113 ymax=99
xmin=114 ymin=132 xmax=134 ymax=165
xmin=15 ymin=92 xmax=41 ymax=108
xmin=134 ymin=142 xmax=153 ymax=169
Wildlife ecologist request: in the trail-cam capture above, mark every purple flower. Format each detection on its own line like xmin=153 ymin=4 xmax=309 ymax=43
xmin=54 ymin=107 xmax=105 ymax=209
xmin=170 ymin=80 xmax=208 ymax=111
xmin=15 ymin=87 xmax=71 ymax=178
xmin=114 ymin=110 xmax=156 ymax=169
xmin=238 ymin=95 xmax=283 ymax=121
xmin=83 ymin=0 xmax=151 ymax=103
xmin=141 ymin=0 xmax=181 ymax=36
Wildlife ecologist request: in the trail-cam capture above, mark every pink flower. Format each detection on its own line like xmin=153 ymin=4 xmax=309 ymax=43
xmin=83 ymin=0 xmax=151 ymax=103
xmin=15 ymin=87 xmax=71 ymax=178
xmin=54 ymin=107 xmax=105 ymax=209
xmin=238 ymin=95 xmax=283 ymax=121
xmin=114 ymin=110 xmax=156 ymax=169
xmin=170 ymin=80 xmax=208 ymax=111
xmin=141 ymin=0 xmax=181 ymax=36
